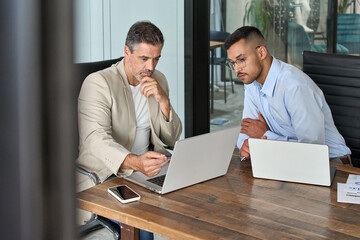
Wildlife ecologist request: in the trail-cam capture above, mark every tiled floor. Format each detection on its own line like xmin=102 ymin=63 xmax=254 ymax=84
xmin=80 ymin=81 xmax=244 ymax=240
xmin=210 ymin=81 xmax=244 ymax=132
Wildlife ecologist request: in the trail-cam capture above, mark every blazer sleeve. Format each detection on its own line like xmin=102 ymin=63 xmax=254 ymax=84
xmin=78 ymin=73 xmax=133 ymax=177
xmin=155 ymin=72 xmax=182 ymax=147
xmin=158 ymin=104 xmax=182 ymax=147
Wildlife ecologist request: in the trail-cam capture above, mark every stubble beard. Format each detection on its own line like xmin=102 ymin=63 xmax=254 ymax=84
xmin=129 ymin=65 xmax=154 ymax=82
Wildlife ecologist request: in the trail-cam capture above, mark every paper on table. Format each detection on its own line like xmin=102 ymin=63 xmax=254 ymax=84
xmin=346 ymin=174 xmax=360 ymax=185
xmin=337 ymin=183 xmax=360 ymax=204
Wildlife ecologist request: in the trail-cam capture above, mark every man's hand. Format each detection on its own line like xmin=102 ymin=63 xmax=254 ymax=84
xmin=240 ymin=135 xmax=267 ymax=160
xmin=122 ymin=151 xmax=169 ymax=177
xmin=240 ymin=139 xmax=250 ymax=160
xmin=240 ymin=112 xmax=269 ymax=138
xmin=140 ymin=77 xmax=170 ymax=120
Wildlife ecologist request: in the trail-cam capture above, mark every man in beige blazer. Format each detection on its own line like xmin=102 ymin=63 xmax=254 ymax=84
xmin=77 ymin=21 xmax=182 ymax=192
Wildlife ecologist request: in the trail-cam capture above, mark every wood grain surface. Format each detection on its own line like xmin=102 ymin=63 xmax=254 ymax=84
xmin=77 ymin=149 xmax=360 ymax=240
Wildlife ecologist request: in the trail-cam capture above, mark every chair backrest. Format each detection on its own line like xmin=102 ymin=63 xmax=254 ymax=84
xmin=210 ymin=31 xmax=230 ymax=42
xmin=74 ymin=57 xmax=124 ymax=95
xmin=303 ymin=51 xmax=360 ymax=167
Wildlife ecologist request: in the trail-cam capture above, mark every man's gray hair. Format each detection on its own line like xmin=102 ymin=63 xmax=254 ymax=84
xmin=125 ymin=21 xmax=164 ymax=52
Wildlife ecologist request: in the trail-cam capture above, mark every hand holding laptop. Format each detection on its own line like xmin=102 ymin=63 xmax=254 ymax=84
xmin=126 ymin=126 xmax=241 ymax=194
xmin=122 ymin=151 xmax=169 ymax=177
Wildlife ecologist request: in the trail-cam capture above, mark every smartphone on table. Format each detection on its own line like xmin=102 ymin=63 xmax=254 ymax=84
xmin=108 ymin=185 xmax=141 ymax=203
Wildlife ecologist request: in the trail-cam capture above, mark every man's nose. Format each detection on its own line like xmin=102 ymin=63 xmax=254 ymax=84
xmin=234 ymin=63 xmax=244 ymax=72
xmin=145 ymin=59 xmax=156 ymax=71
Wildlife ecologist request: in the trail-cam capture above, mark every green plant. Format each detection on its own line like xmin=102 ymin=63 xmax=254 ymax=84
xmin=338 ymin=0 xmax=353 ymax=14
xmin=243 ymin=0 xmax=274 ymax=37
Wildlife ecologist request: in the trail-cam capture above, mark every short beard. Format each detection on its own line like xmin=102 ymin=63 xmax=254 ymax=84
xmin=133 ymin=69 xmax=154 ymax=81
xmin=127 ymin=58 xmax=154 ymax=82
xmin=129 ymin=65 xmax=142 ymax=82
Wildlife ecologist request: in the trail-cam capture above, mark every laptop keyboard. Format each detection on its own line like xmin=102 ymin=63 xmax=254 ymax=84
xmin=147 ymin=175 xmax=166 ymax=187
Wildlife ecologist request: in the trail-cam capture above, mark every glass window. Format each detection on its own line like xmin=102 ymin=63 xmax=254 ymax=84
xmin=209 ymin=0 xmax=360 ymax=133
xmin=337 ymin=0 xmax=360 ymax=55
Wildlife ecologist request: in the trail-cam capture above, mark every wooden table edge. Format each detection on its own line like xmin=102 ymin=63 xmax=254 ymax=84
xmin=336 ymin=165 xmax=360 ymax=175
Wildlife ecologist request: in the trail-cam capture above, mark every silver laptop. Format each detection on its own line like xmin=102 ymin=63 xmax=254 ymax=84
xmin=125 ymin=126 xmax=240 ymax=194
xmin=248 ymin=138 xmax=335 ymax=186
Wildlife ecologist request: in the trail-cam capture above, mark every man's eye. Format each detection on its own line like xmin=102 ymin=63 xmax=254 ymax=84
xmin=155 ymin=57 xmax=160 ymax=61
xmin=141 ymin=57 xmax=149 ymax=61
xmin=237 ymin=58 xmax=246 ymax=63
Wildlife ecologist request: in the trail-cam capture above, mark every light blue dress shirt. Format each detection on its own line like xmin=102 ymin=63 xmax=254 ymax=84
xmin=237 ymin=57 xmax=351 ymax=158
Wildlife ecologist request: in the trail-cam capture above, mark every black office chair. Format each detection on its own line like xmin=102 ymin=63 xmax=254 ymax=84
xmin=75 ymin=57 xmax=124 ymax=96
xmin=210 ymin=30 xmax=234 ymax=103
xmin=303 ymin=51 xmax=360 ymax=167
xmin=75 ymin=57 xmax=123 ymax=239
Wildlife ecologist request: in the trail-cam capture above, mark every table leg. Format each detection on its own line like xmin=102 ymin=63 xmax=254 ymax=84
xmin=121 ymin=223 xmax=139 ymax=240
xmin=211 ymin=49 xmax=214 ymax=114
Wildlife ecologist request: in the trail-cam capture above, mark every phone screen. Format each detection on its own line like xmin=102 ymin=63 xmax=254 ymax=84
xmin=116 ymin=185 xmax=139 ymax=200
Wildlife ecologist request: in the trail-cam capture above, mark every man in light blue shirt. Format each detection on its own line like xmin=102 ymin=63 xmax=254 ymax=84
xmin=224 ymin=26 xmax=351 ymax=163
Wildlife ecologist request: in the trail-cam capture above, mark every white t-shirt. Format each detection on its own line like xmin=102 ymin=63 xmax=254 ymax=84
xmin=130 ymin=84 xmax=151 ymax=155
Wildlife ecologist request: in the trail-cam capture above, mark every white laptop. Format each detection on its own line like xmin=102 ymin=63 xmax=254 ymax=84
xmin=248 ymin=138 xmax=335 ymax=186
xmin=125 ymin=126 xmax=241 ymax=194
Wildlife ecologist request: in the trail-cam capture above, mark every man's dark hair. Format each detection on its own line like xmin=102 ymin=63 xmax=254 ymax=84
xmin=125 ymin=21 xmax=164 ymax=52
xmin=224 ymin=26 xmax=265 ymax=50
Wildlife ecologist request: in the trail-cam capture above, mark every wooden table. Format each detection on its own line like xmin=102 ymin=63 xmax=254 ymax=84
xmin=77 ymin=150 xmax=360 ymax=239
xmin=210 ymin=41 xmax=225 ymax=114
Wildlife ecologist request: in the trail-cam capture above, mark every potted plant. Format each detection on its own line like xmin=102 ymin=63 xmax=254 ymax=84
xmin=243 ymin=0 xmax=274 ymax=37
xmin=338 ymin=0 xmax=354 ymax=13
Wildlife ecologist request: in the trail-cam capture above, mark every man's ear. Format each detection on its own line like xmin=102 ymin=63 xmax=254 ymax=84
xmin=258 ymin=46 xmax=268 ymax=60
xmin=124 ymin=46 xmax=130 ymax=56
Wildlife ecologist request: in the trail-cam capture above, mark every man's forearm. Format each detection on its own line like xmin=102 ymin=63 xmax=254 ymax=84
xmin=121 ymin=153 xmax=140 ymax=171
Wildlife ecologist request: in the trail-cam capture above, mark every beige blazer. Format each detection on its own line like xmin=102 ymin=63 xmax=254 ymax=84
xmin=76 ymin=59 xmax=182 ymax=191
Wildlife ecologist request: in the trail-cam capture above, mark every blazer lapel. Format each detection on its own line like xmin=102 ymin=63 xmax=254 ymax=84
xmin=116 ymin=60 xmax=136 ymax=147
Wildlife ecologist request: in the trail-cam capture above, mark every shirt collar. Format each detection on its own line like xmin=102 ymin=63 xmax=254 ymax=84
xmin=257 ymin=57 xmax=280 ymax=97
